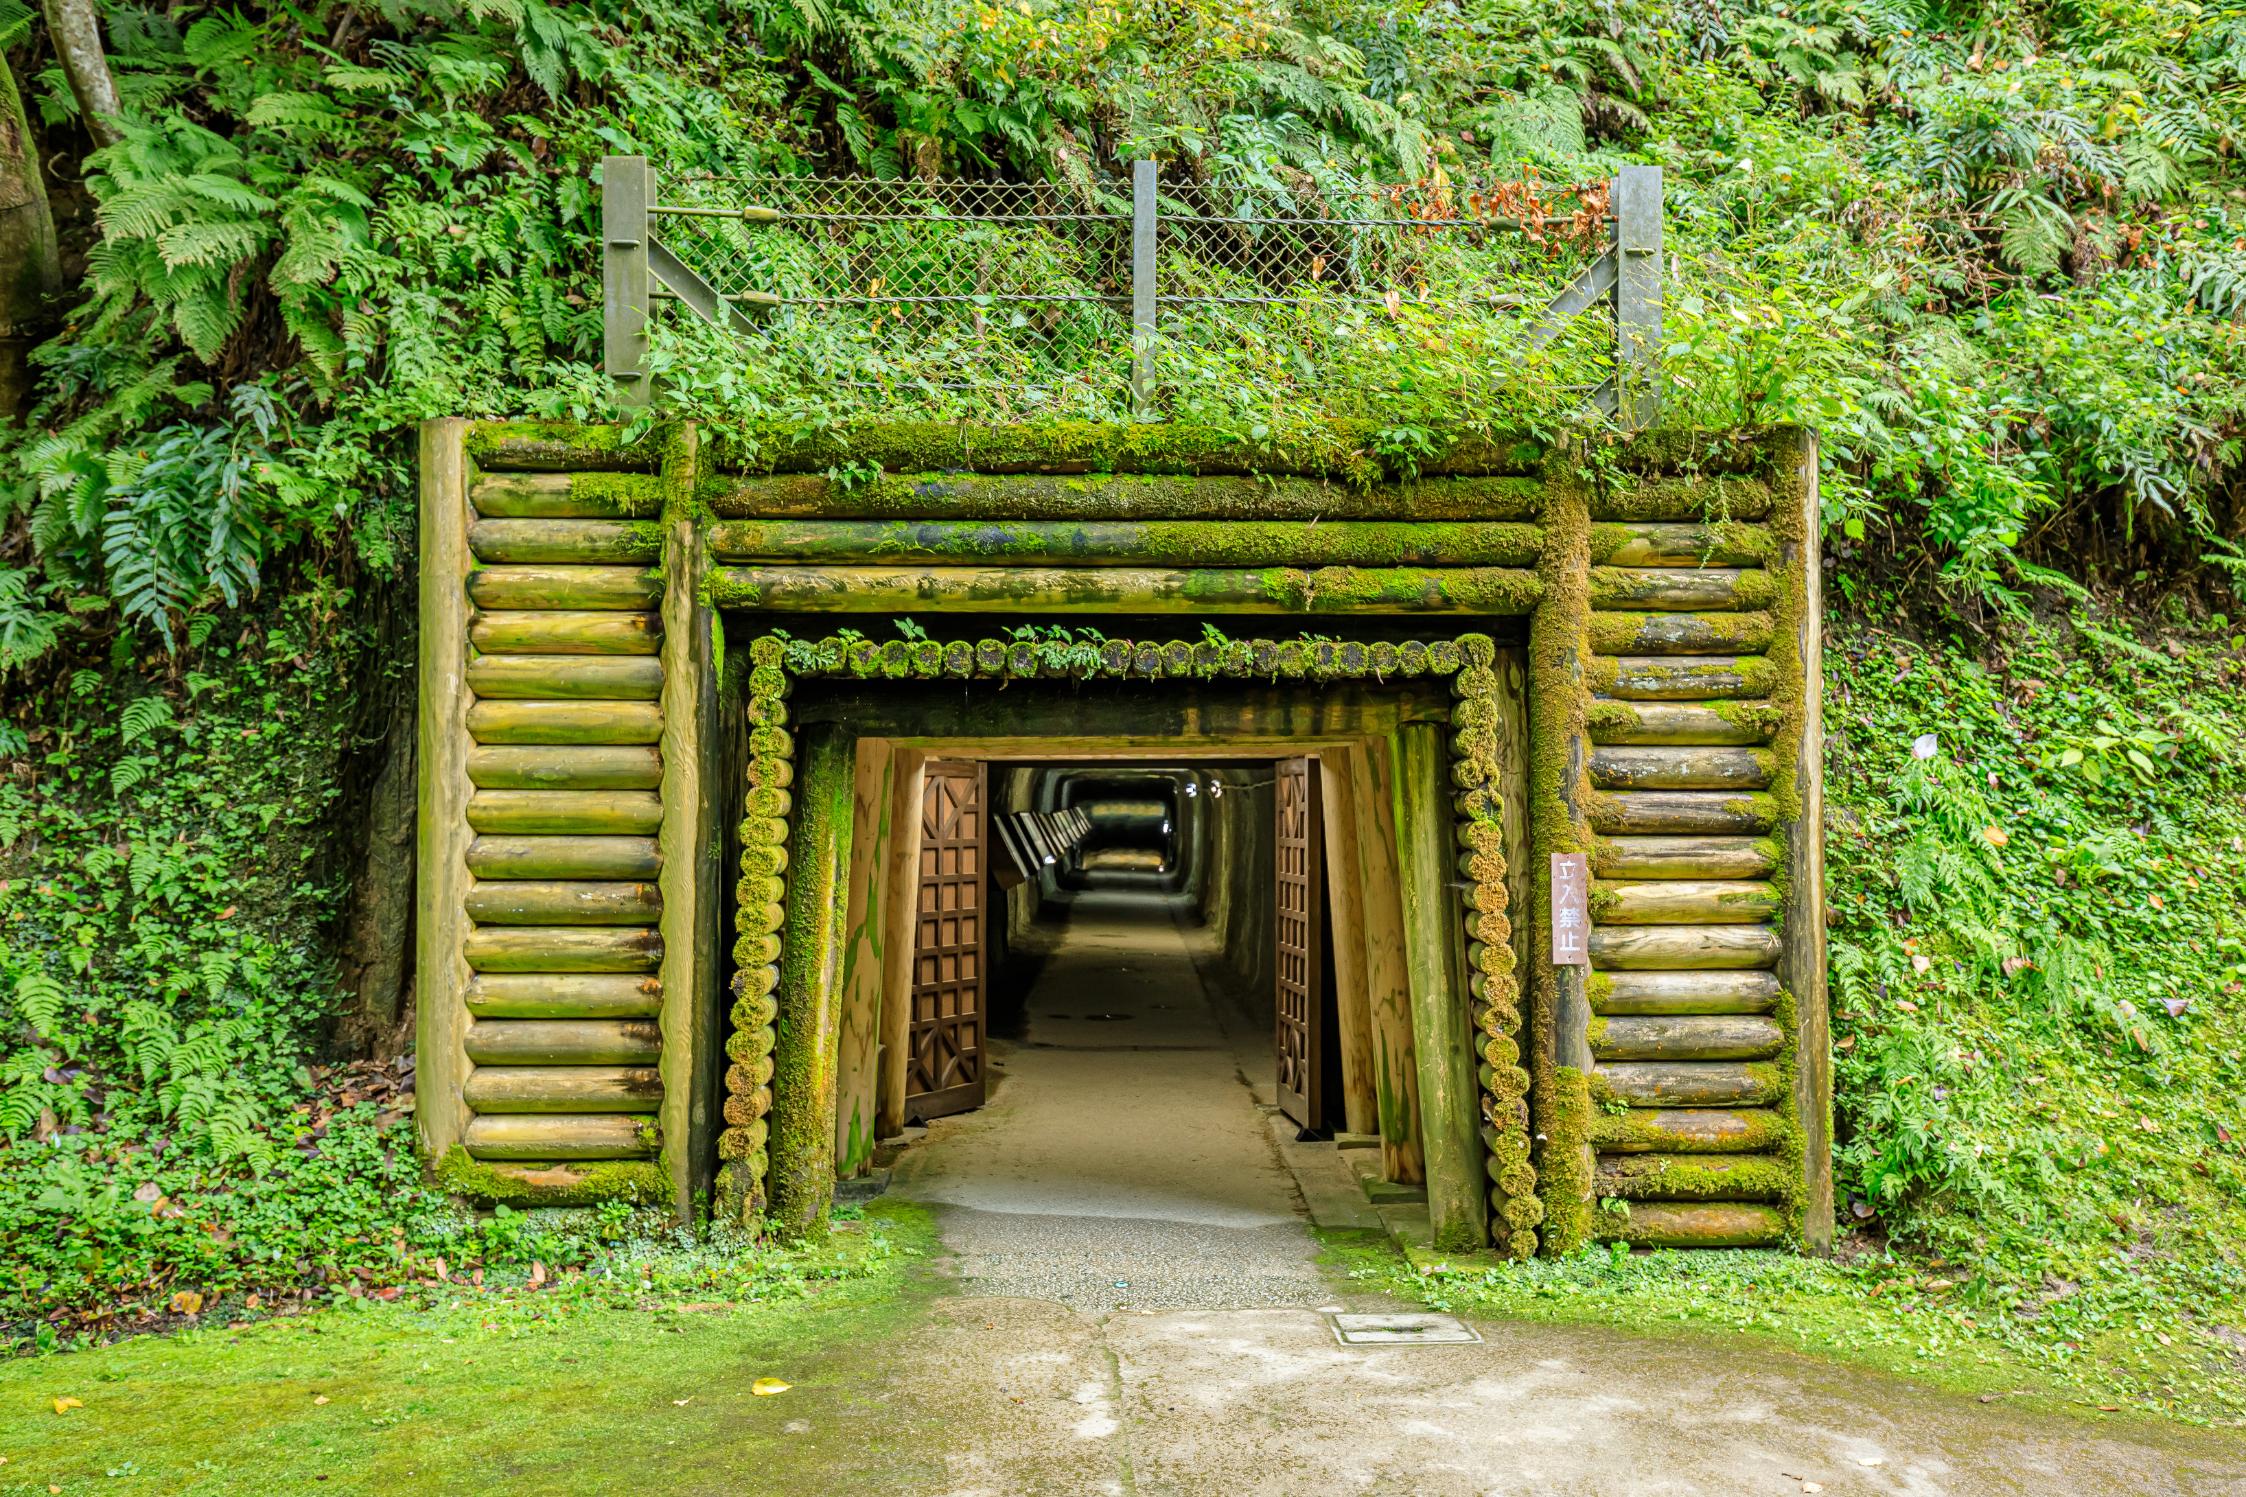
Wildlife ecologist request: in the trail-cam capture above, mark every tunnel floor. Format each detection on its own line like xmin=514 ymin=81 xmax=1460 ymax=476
xmin=886 ymin=888 xmax=1332 ymax=1310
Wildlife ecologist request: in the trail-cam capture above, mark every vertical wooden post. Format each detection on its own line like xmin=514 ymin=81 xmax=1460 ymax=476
xmin=1395 ymin=721 xmax=1488 ymax=1250
xmin=875 ymin=746 xmax=928 ymax=1138
xmin=1777 ymin=428 xmax=1833 ymax=1251
xmin=1350 ymin=736 xmax=1423 ymax=1185
xmin=1612 ymin=164 xmax=1662 ymax=431
xmin=834 ymin=736 xmax=897 ymax=1174
xmin=1130 ymin=158 xmax=1157 ymax=415
xmin=769 ymin=722 xmax=856 ymax=1236
xmin=1316 ymin=748 xmax=1378 ymax=1136
xmin=413 ymin=419 xmax=474 ymax=1167
xmin=655 ymin=423 xmax=713 ymax=1217
xmin=603 ymin=155 xmax=653 ymax=409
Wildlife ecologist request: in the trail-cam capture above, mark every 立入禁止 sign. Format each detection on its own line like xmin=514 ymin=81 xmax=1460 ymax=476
xmin=1550 ymin=852 xmax=1589 ymax=966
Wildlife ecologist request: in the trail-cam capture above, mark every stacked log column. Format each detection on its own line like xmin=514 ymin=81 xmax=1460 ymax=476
xmin=717 ymin=641 xmax=793 ymax=1222
xmin=1581 ymin=471 xmax=1801 ymax=1247
xmin=450 ymin=462 xmax=671 ymax=1194
xmin=1451 ymin=635 xmax=1538 ymax=1257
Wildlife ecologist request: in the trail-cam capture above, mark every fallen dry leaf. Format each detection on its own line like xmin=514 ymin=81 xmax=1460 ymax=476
xmin=673 ymin=1397 xmax=693 ymax=1407
xmin=313 ymin=1395 xmax=330 ymax=1406
xmin=1981 ymin=825 xmax=2008 ymax=848
xmin=53 ymin=1397 xmax=82 ymax=1414
xmin=170 ymin=1290 xmax=204 ymax=1316
xmin=751 ymin=1377 xmax=791 ymax=1396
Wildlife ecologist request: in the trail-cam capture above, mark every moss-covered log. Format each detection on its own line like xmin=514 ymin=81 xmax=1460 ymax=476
xmin=1587 ymin=611 xmax=1774 ymax=656
xmin=466 ymin=972 xmax=663 ymax=1019
xmin=707 ymin=518 xmax=1542 ymax=568
xmin=467 ymin=746 xmax=664 ymax=792
xmin=1588 ymin=747 xmax=1773 ymax=791
xmin=706 ymin=563 xmax=1541 ymax=615
xmin=469 ymin=519 xmax=661 ymax=565
xmin=468 ymin=565 xmax=662 ymax=611
xmin=466 ymin=655 xmax=664 ymax=700
xmin=1588 ymin=567 xmax=1773 ymax=612
xmin=465 ymin=1018 xmax=663 ymax=1065
xmin=1589 ymin=791 xmax=1777 ymax=835
xmin=1588 ymin=476 xmax=1776 ymax=523
xmin=463 ymin=421 xmax=663 ymax=473
xmin=1587 ymin=522 xmax=1774 ymax=567
xmin=1588 ymin=656 xmax=1776 ymax=700
xmin=462 ymin=880 xmax=663 ymax=925
xmin=1594 ymin=1152 xmax=1791 ymax=1201
xmin=1591 ymin=879 xmax=1780 ymax=925
xmin=1585 ymin=701 xmax=1781 ymax=746
xmin=467 ymin=700 xmax=662 ymax=746
xmin=1590 ymin=835 xmax=1779 ymax=880
xmin=1590 ymin=970 xmax=1781 ymax=1014
xmin=463 ymin=926 xmax=662 ymax=973
xmin=462 ymin=1113 xmax=657 ymax=1159
xmin=468 ymin=835 xmax=662 ymax=881
xmin=1590 ymin=1106 xmax=1785 ymax=1153
xmin=469 ymin=610 xmax=661 ymax=655
xmin=1589 ymin=1014 xmax=1785 ymax=1061
xmin=1588 ymin=924 xmax=1781 ymax=969
xmin=465 ymin=790 xmax=664 ymax=835
xmin=463 ymin=1064 xmax=663 ymax=1112
xmin=1595 ymin=1200 xmax=1786 ymax=1247
xmin=1592 ymin=1060 xmax=1783 ymax=1106
xmin=470 ymin=471 xmax=666 ymax=518
xmin=769 ymin=724 xmax=855 ymax=1238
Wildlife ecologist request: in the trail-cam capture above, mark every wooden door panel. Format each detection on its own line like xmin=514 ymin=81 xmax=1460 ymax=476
xmin=1275 ymin=756 xmax=1326 ymax=1129
xmin=907 ymin=760 xmax=987 ymax=1120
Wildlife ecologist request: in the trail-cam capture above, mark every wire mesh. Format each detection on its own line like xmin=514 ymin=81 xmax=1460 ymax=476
xmin=646 ymin=172 xmax=1615 ymax=406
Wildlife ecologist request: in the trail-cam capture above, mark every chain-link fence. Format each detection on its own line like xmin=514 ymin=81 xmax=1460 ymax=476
xmin=602 ymin=159 xmax=1661 ymax=425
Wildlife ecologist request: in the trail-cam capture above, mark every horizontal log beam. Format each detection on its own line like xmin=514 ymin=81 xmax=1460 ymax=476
xmin=467 ymin=790 xmax=664 ymax=835
xmin=471 ymin=611 xmax=661 ymax=655
xmin=706 ymin=564 xmax=1541 ymax=615
xmin=1591 ymin=1015 xmax=1786 ymax=1061
xmin=467 ymin=972 xmax=663 ymax=1019
xmin=468 ymin=746 xmax=663 ymax=791
xmin=1588 ymin=611 xmax=1774 ymax=656
xmin=1594 ymin=879 xmax=1780 ymax=925
xmin=463 ymin=880 xmax=663 ymax=926
xmin=1586 ymin=701 xmax=1779 ymax=746
xmin=1591 ymin=835 xmax=1779 ymax=880
xmin=468 ymin=700 xmax=662 ymax=745
xmin=1593 ymin=1060 xmax=1783 ymax=1107
xmin=470 ymin=520 xmax=661 ymax=565
xmin=468 ymin=835 xmax=663 ymax=881
xmin=470 ymin=472 xmax=665 ymax=518
xmin=1596 ymin=1201 xmax=1787 ymax=1247
xmin=463 ymin=1113 xmax=657 ymax=1159
xmin=706 ymin=471 xmax=1548 ymax=520
xmin=1588 ymin=567 xmax=1771 ymax=612
xmin=463 ymin=1064 xmax=663 ymax=1112
xmin=463 ymin=926 xmax=662 ymax=973
xmin=467 ymin=655 xmax=664 ymax=701
xmin=466 ymin=1018 xmax=663 ymax=1065
xmin=1590 ymin=792 xmax=1777 ymax=836
xmin=1589 ymin=924 xmax=1782 ymax=970
xmin=1590 ymin=1106 xmax=1785 ymax=1153
xmin=1589 ymin=657 xmax=1776 ymax=701
xmin=468 ymin=566 xmax=661 ymax=611
xmin=707 ymin=519 xmax=1542 ymax=569
xmin=1595 ymin=1153 xmax=1791 ymax=1202
xmin=1591 ymin=970 xmax=1781 ymax=1014
xmin=464 ymin=424 xmax=661 ymax=473
xmin=1589 ymin=747 xmax=1772 ymax=791
xmin=1588 ymin=478 xmax=1776 ymax=523
xmin=1588 ymin=522 xmax=1773 ymax=567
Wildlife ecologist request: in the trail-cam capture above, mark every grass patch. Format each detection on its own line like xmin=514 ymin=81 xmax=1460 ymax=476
xmin=0 ymin=1201 xmax=936 ymax=1495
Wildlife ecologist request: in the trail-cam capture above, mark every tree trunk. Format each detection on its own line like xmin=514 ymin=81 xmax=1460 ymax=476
xmin=39 ymin=0 xmax=124 ymax=148
xmin=0 ymin=51 xmax=61 ymax=418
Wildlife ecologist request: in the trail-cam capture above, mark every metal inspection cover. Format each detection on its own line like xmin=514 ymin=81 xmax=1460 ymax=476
xmin=1329 ymin=1313 xmax=1483 ymax=1346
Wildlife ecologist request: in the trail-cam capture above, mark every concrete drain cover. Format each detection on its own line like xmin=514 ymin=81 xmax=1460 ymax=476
xmin=1330 ymin=1313 xmax=1481 ymax=1346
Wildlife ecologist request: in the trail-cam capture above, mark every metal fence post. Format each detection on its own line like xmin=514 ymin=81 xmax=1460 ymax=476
xmin=1612 ymin=164 xmax=1662 ymax=430
xmin=1130 ymin=159 xmax=1157 ymax=416
xmin=603 ymin=154 xmax=653 ymax=410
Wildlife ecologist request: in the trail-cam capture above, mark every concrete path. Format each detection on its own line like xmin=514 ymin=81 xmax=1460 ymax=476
xmin=872 ymin=890 xmax=2246 ymax=1497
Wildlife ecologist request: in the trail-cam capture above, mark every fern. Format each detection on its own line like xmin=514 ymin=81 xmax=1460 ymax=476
xmin=119 ymin=695 xmax=174 ymax=746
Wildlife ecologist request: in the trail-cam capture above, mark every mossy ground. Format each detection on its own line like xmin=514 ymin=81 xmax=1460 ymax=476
xmin=1 ymin=1203 xmax=938 ymax=1496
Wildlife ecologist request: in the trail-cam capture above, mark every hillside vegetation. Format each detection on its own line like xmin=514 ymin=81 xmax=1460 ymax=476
xmin=1 ymin=0 xmax=2243 ymax=1406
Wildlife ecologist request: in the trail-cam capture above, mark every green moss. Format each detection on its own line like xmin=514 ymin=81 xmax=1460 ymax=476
xmin=463 ymin=420 xmax=663 ymax=473
xmin=1596 ymin=1153 xmax=1795 ymax=1202
xmin=434 ymin=1147 xmax=670 ymax=1208
xmin=561 ymin=471 xmax=668 ymax=516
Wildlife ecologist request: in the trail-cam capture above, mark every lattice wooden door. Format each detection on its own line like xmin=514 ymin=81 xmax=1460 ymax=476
xmin=1274 ymin=756 xmax=1326 ymax=1130
xmin=907 ymin=760 xmax=988 ymax=1120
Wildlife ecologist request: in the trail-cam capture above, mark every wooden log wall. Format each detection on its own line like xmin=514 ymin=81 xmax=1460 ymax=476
xmin=1578 ymin=452 xmax=1825 ymax=1250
